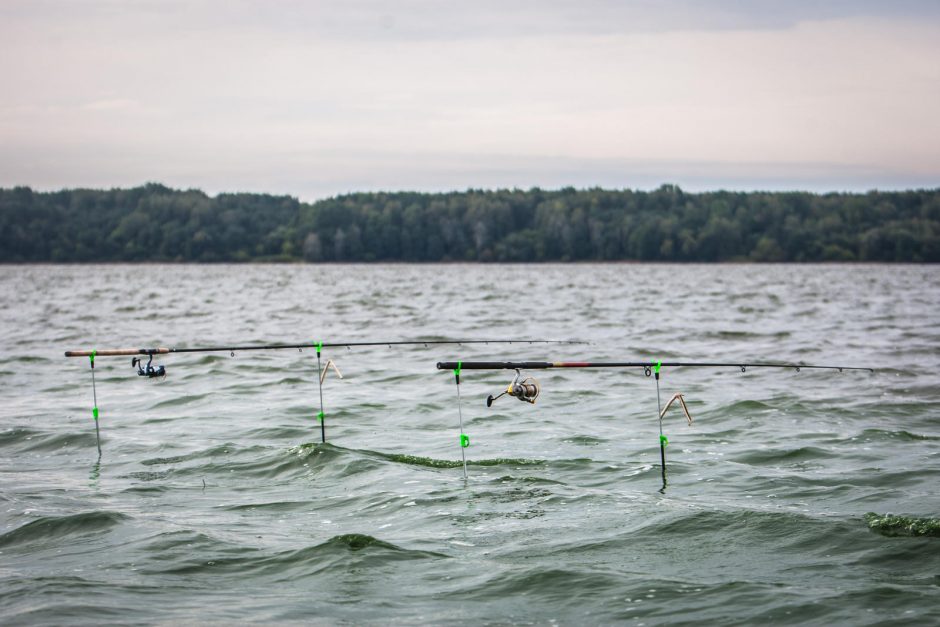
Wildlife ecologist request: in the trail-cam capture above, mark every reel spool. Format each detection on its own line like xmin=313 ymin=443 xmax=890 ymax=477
xmin=132 ymin=354 xmax=166 ymax=378
xmin=486 ymin=369 xmax=540 ymax=406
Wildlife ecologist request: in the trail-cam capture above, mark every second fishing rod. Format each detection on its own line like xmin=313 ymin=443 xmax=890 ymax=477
xmin=438 ymin=357 xmax=875 ymax=488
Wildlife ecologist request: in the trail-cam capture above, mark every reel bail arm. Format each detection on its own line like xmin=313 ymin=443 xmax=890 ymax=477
xmin=486 ymin=369 xmax=540 ymax=407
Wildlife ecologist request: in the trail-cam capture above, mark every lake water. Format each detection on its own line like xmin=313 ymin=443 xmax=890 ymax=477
xmin=1 ymin=263 xmax=938 ymax=625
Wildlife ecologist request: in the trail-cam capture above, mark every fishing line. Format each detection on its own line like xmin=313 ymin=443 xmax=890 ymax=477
xmin=314 ymin=341 xmax=344 ymax=443
xmin=654 ymin=361 xmax=666 ymax=488
xmin=89 ymin=351 xmax=101 ymax=456
xmin=316 ymin=341 xmax=326 ymax=443
xmin=454 ymin=361 xmax=468 ymax=480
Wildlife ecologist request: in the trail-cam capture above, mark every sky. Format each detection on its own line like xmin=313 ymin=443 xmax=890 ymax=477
xmin=1 ymin=0 xmax=939 ymax=200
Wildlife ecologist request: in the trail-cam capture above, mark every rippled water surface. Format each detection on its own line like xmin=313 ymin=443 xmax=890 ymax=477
xmin=1 ymin=264 xmax=939 ymax=625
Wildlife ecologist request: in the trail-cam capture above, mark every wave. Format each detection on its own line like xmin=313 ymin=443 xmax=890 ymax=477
xmin=140 ymin=443 xmax=249 ymax=466
xmin=723 ymin=399 xmax=776 ymax=413
xmin=286 ymin=442 xmax=552 ymax=471
xmin=741 ymin=468 xmax=939 ymax=492
xmin=856 ymin=428 xmax=939 ymax=442
xmin=730 ymin=446 xmax=830 ymax=466
xmin=375 ymin=451 xmax=547 ymax=469
xmin=492 ymin=474 xmax=566 ymax=486
xmin=561 ymin=434 xmax=608 ymax=446
xmin=0 ymin=511 xmax=129 ymax=549
xmin=134 ymin=441 xmax=548 ymax=483
xmin=140 ymin=533 xmax=446 ymax=578
xmin=456 ymin=566 xmax=625 ymax=601
xmin=546 ymin=507 xmax=864 ymax=558
xmin=0 ymin=427 xmax=96 ymax=452
xmin=148 ymin=392 xmax=213 ymax=409
xmin=128 ymin=443 xmax=317 ymax=483
xmin=702 ymin=330 xmax=792 ymax=340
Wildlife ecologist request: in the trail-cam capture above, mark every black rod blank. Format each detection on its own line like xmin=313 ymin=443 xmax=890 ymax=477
xmin=436 ymin=361 xmax=874 ymax=372
xmin=65 ymin=339 xmax=585 ymax=358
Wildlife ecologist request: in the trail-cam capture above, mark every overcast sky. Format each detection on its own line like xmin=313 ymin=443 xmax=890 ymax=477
xmin=1 ymin=0 xmax=938 ymax=200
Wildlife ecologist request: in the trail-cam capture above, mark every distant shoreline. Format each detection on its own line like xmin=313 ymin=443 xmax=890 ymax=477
xmin=2 ymin=184 xmax=938 ymax=263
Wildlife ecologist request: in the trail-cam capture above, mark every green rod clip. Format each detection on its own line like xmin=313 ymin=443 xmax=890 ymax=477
xmin=460 ymin=433 xmax=470 ymax=448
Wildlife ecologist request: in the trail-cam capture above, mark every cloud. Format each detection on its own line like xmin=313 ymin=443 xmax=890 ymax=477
xmin=1 ymin=2 xmax=939 ymax=197
xmin=5 ymin=1 xmax=940 ymax=42
xmin=81 ymin=98 xmax=138 ymax=111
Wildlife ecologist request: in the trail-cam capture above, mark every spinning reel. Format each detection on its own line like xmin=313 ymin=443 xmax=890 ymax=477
xmin=486 ymin=369 xmax=540 ymax=407
xmin=132 ymin=354 xmax=166 ymax=378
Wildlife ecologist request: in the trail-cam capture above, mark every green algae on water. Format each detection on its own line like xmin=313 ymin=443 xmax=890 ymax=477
xmin=864 ymin=513 xmax=940 ymax=538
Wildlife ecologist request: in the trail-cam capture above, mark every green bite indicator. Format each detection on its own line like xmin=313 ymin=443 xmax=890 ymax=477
xmin=460 ymin=434 xmax=470 ymax=448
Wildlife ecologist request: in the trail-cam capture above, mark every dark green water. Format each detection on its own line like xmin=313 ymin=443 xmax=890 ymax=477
xmin=1 ymin=264 xmax=938 ymax=625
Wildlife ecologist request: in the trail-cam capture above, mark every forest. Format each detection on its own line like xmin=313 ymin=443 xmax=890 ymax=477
xmin=1 ymin=183 xmax=937 ymax=262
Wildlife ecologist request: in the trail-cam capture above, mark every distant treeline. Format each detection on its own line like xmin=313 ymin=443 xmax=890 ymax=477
xmin=2 ymin=183 xmax=938 ymax=262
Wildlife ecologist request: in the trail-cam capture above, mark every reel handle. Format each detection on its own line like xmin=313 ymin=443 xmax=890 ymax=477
xmin=486 ymin=392 xmax=506 ymax=407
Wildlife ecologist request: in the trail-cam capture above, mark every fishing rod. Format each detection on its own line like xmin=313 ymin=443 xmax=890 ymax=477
xmin=65 ymin=340 xmax=585 ymax=379
xmin=437 ymin=358 xmax=874 ymax=488
xmin=67 ymin=338 xmax=584 ymax=454
xmin=436 ymin=361 xmax=874 ymax=373
xmin=65 ymin=339 xmax=583 ymax=360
